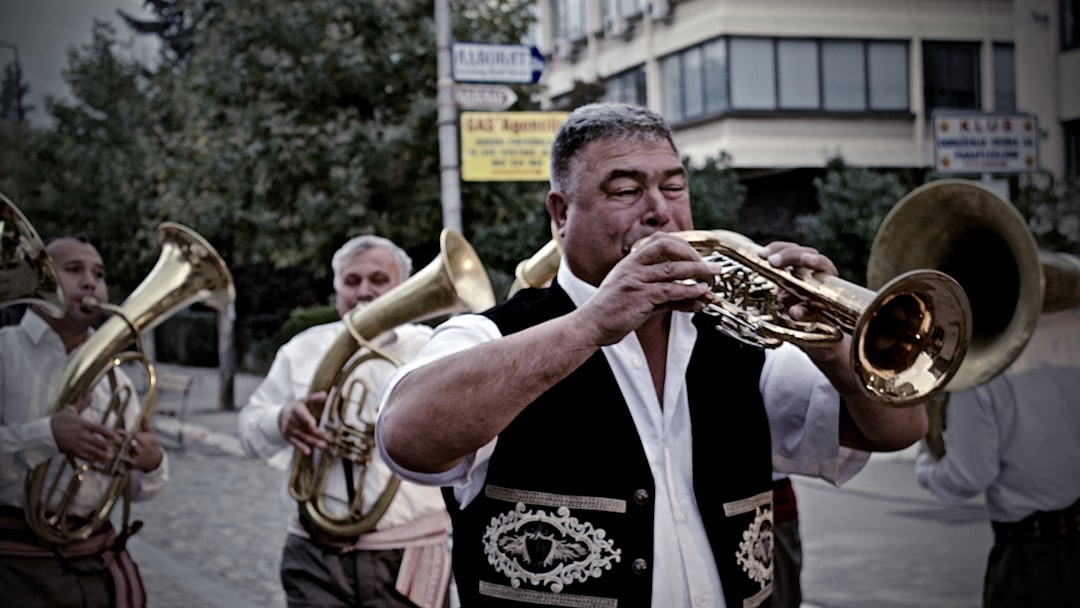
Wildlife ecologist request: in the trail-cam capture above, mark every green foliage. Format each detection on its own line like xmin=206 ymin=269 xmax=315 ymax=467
xmin=8 ymin=22 xmax=168 ymax=297
xmin=277 ymin=304 xmax=338 ymax=344
xmin=1013 ymin=176 xmax=1080 ymax=254
xmin=796 ymin=157 xmax=917 ymax=282
xmin=686 ymin=151 xmax=744 ymax=230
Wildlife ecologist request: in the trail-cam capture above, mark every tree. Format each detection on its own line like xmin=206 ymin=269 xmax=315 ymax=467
xmin=796 ymin=157 xmax=920 ymax=282
xmin=687 ymin=150 xmax=744 ymax=230
xmin=1014 ymin=175 xmax=1080 ymax=255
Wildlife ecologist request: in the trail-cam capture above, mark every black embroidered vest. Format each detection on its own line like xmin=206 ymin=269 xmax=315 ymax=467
xmin=444 ymin=283 xmax=774 ymax=607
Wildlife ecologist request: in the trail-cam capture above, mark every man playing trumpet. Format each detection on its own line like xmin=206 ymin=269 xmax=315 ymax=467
xmin=376 ymin=103 xmax=929 ymax=608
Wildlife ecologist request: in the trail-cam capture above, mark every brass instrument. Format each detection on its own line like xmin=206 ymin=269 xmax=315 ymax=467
xmin=0 ymin=194 xmax=64 ymax=317
xmin=25 ymin=223 xmax=235 ymax=546
xmin=289 ymin=228 xmax=494 ymax=537
xmin=867 ymin=178 xmax=1080 ymax=456
xmin=507 ymin=221 xmax=563 ymax=297
xmin=649 ymin=229 xmax=972 ymax=406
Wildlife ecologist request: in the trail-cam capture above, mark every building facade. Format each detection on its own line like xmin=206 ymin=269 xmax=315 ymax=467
xmin=535 ymin=0 xmax=1080 ymax=213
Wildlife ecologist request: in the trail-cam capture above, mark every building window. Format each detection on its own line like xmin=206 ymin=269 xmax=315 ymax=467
xmin=868 ymin=42 xmax=909 ymax=110
xmin=1066 ymin=120 xmax=1080 ymax=182
xmin=1064 ymin=0 xmax=1080 ymax=51
xmin=778 ymin=40 xmax=819 ymax=110
xmin=554 ymin=0 xmax=588 ymax=41
xmin=993 ymin=43 xmax=1016 ymax=111
xmin=923 ymin=41 xmax=981 ymax=110
xmin=822 ymin=40 xmax=866 ymax=111
xmin=730 ymin=38 xmax=776 ymax=110
xmin=659 ymin=36 xmax=909 ymax=122
xmin=702 ymin=39 xmax=729 ymax=115
xmin=605 ymin=65 xmax=647 ymax=106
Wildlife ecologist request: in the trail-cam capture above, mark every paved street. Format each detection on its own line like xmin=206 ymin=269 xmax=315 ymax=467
xmin=128 ymin=363 xmax=993 ymax=608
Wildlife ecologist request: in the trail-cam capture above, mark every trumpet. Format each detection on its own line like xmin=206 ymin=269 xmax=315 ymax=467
xmin=24 ymin=223 xmax=235 ymax=546
xmin=638 ymin=230 xmax=972 ymax=405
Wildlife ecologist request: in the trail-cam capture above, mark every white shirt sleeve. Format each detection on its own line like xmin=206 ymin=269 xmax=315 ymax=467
xmin=376 ymin=314 xmax=502 ymax=502
xmin=237 ymin=345 xmax=296 ymax=459
xmin=914 ymin=387 xmax=1000 ymax=502
xmin=762 ymin=343 xmax=870 ymax=486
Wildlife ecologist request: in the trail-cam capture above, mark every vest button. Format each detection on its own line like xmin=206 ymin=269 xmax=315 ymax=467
xmin=633 ymin=489 xmax=650 ymax=505
xmin=632 ymin=558 xmax=649 ymax=574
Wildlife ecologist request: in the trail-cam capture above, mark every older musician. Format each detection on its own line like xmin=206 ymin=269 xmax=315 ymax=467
xmin=0 ymin=235 xmax=168 ymax=608
xmin=376 ymin=102 xmax=927 ymax=608
xmin=238 ymin=234 xmax=451 ymax=608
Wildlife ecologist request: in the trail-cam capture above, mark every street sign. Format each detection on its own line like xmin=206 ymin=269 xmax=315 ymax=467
xmin=451 ymin=42 xmax=545 ymax=84
xmin=454 ymin=84 xmax=518 ymax=111
xmin=932 ymin=111 xmax=1039 ymax=175
xmin=460 ymin=111 xmax=569 ymax=182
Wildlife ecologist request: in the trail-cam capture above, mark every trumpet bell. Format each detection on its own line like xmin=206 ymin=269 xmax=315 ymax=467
xmin=508 ymin=220 xmax=563 ymax=297
xmin=1 ymin=194 xmax=64 ymax=317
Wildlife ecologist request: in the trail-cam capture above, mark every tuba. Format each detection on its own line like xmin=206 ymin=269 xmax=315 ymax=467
xmin=0 ymin=193 xmax=64 ymax=317
xmin=651 ymin=230 xmax=972 ymax=406
xmin=288 ymin=228 xmax=494 ymax=537
xmin=867 ymin=178 xmax=1080 ymax=456
xmin=24 ymin=222 xmax=235 ymax=546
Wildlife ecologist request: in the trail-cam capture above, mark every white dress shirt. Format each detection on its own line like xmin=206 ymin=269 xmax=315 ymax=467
xmin=915 ymin=307 xmax=1080 ymax=523
xmin=0 ymin=310 xmax=168 ymax=514
xmin=377 ymin=260 xmax=869 ymax=608
xmin=237 ymin=319 xmax=448 ymax=536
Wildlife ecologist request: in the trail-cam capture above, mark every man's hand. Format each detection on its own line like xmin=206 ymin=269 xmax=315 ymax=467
xmin=758 ymin=240 xmax=839 ymax=322
xmin=127 ymin=417 xmax=164 ymax=471
xmin=578 ymin=233 xmax=718 ymax=346
xmin=278 ymin=392 xmax=332 ymax=455
xmin=51 ymin=403 xmax=119 ymax=463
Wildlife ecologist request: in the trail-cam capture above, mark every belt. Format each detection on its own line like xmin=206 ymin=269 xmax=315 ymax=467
xmin=991 ymin=498 xmax=1080 ymax=544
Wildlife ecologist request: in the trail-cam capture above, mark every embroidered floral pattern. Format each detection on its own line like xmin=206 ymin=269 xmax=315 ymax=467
xmin=736 ymin=504 xmax=774 ymax=589
xmin=483 ymin=502 xmax=622 ymax=593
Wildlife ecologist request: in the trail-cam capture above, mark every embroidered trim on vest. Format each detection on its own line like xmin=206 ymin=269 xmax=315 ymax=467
xmin=485 ymin=485 xmax=628 ymax=513
xmin=483 ymin=503 xmax=622 ymax=594
xmin=723 ymin=490 xmax=771 ymax=516
xmin=721 ymin=490 xmax=774 ymax=608
xmin=479 ymin=581 xmax=618 ymax=608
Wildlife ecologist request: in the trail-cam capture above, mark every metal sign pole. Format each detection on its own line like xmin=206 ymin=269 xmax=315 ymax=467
xmin=435 ymin=0 xmax=462 ymax=233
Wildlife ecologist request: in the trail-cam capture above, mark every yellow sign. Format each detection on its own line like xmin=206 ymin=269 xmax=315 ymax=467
xmin=460 ymin=111 xmax=569 ymax=182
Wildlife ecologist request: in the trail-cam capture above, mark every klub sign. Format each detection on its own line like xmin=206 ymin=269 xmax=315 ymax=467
xmin=932 ymin=112 xmax=1039 ymax=174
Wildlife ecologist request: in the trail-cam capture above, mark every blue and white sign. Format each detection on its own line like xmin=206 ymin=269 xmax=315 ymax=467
xmin=452 ymin=42 xmax=545 ymax=84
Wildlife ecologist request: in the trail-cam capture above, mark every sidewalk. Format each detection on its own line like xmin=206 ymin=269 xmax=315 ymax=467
xmin=150 ymin=362 xmax=264 ymax=457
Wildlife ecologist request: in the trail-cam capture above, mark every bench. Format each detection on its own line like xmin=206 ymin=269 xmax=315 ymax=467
xmin=154 ymin=370 xmax=195 ymax=450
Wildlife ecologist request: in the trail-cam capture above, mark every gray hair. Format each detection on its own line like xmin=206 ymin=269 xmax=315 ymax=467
xmin=549 ymin=102 xmax=680 ymax=194
xmin=331 ymin=235 xmax=413 ymax=289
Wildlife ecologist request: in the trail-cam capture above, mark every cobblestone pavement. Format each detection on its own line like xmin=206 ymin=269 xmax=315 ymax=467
xmin=127 ymin=364 xmax=991 ymax=608
xmin=126 ymin=364 xmax=289 ymax=608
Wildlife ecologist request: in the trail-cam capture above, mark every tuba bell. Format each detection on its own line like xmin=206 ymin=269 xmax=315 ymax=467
xmin=507 ymin=221 xmax=563 ymax=297
xmin=288 ymin=228 xmax=494 ymax=537
xmin=646 ymin=230 xmax=972 ymax=406
xmin=867 ymin=178 xmax=1080 ymax=456
xmin=0 ymin=193 xmax=64 ymax=317
xmin=24 ymin=222 xmax=235 ymax=546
